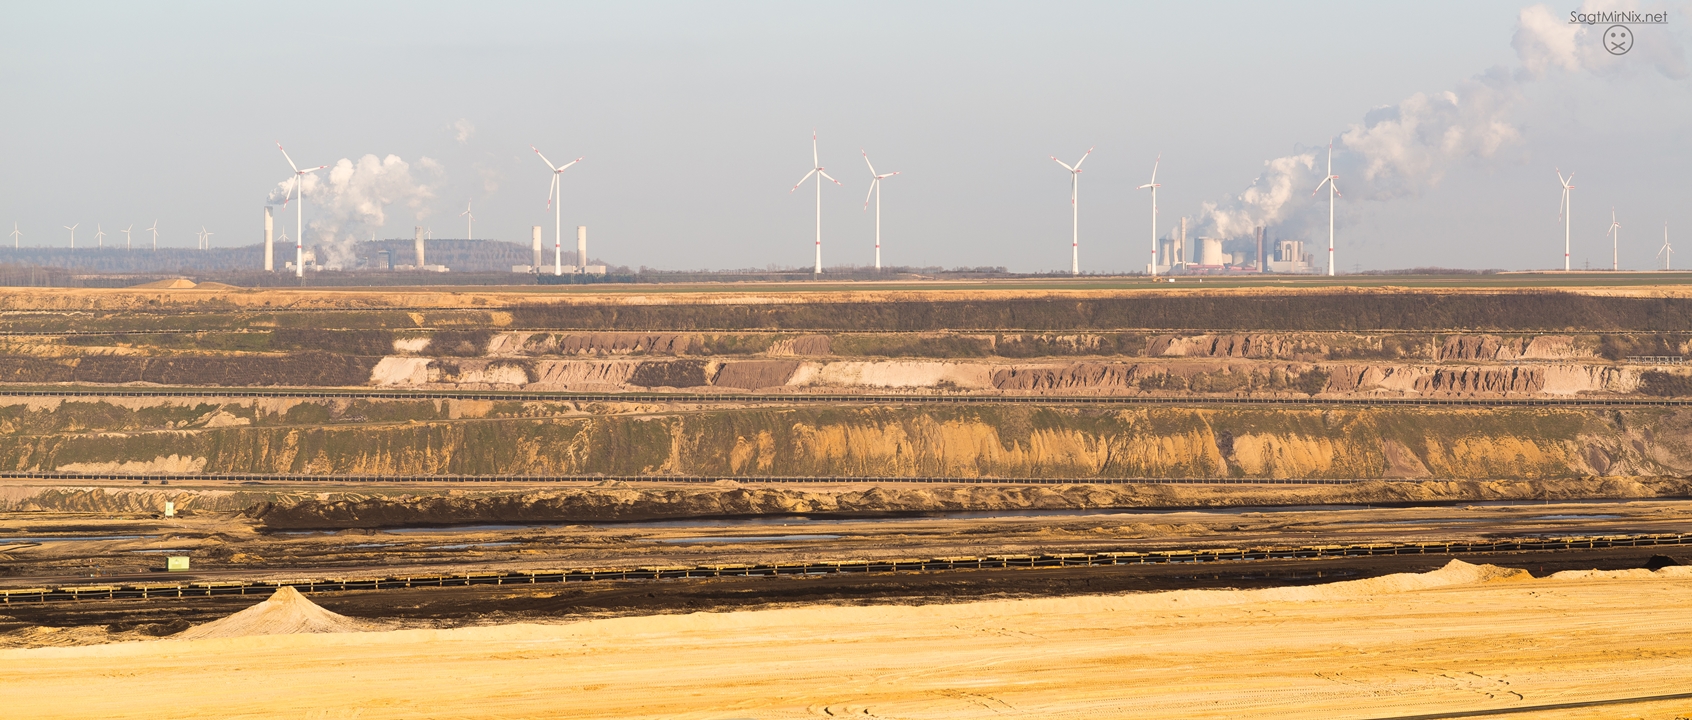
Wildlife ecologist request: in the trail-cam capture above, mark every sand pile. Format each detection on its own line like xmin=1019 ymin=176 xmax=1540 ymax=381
xmin=176 ymin=587 xmax=374 ymax=640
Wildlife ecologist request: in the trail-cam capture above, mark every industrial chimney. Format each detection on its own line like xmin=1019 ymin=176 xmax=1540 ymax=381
xmin=414 ymin=226 xmax=425 ymax=269
xmin=263 ymin=207 xmax=274 ymax=272
xmin=531 ymin=226 xmax=542 ymax=269
xmin=576 ymin=226 xmax=587 ymax=274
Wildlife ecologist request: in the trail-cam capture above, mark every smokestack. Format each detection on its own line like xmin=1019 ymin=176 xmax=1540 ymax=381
xmin=414 ymin=226 xmax=425 ymax=269
xmin=531 ymin=226 xmax=542 ymax=268
xmin=1255 ymin=225 xmax=1265 ymax=272
xmin=263 ymin=207 xmax=274 ymax=272
xmin=576 ymin=226 xmax=587 ymax=274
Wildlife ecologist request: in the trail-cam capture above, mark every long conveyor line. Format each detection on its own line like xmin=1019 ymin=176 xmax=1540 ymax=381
xmin=0 ymin=472 xmax=1398 ymax=485
xmin=4 ymin=532 xmax=1686 ymax=605
xmin=0 ymin=386 xmax=1686 ymax=408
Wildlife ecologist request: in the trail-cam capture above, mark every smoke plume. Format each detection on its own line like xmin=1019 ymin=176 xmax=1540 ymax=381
xmin=268 ymin=154 xmax=444 ymax=269
xmin=1192 ymin=2 xmax=1685 ymax=247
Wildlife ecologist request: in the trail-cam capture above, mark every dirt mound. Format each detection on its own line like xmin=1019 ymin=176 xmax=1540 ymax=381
xmin=129 ymin=278 xmax=196 ymax=289
xmin=713 ymin=360 xmax=801 ymax=389
xmin=176 ymin=586 xmax=374 ymax=640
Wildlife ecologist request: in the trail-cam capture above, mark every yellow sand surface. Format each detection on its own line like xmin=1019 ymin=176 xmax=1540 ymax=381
xmin=6 ymin=561 xmax=1692 ymax=719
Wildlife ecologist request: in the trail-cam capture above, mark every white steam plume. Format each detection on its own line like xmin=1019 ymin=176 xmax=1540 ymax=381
xmin=1193 ymin=2 xmax=1685 ymax=247
xmin=268 ymin=154 xmax=444 ymax=269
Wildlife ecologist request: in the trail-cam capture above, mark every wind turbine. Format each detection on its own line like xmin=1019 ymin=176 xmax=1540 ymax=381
xmin=1557 ymin=169 xmax=1575 ymax=272
xmin=1660 ymin=223 xmax=1673 ymax=270
xmin=198 ymin=226 xmax=213 ymax=250
xmin=1606 ymin=209 xmax=1620 ymax=271
xmin=64 ymin=223 xmax=77 ymax=249
xmin=1312 ymin=141 xmax=1341 ymax=276
xmin=1137 ymin=155 xmax=1161 ymax=276
xmin=123 ymin=224 xmax=133 ymax=251
xmin=278 ymin=143 xmax=327 ymax=278
xmin=9 ymin=223 xmax=19 ymax=249
xmin=792 ymin=130 xmax=841 ymax=275
xmin=1051 ymin=147 xmax=1092 ymax=276
xmin=531 ymin=146 xmax=582 ymax=275
xmin=460 ymin=200 xmax=474 ymax=241
xmin=95 ymin=224 xmax=105 ymax=248
xmin=146 ymin=221 xmax=158 ymax=250
xmin=861 ymin=150 xmax=899 ymax=271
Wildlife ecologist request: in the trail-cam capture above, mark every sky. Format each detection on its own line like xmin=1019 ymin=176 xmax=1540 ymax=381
xmin=1 ymin=1 xmax=1689 ymax=273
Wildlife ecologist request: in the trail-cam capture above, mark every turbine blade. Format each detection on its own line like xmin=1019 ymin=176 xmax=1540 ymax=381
xmin=556 ymin=157 xmax=582 ymax=172
xmin=791 ymin=168 xmax=818 ymax=191
xmin=1312 ymin=177 xmax=1331 ymax=196
xmin=819 ymin=170 xmax=841 ymax=185
xmin=864 ymin=179 xmax=875 ymax=209
xmin=1073 ymin=147 xmax=1094 ymax=169
xmin=812 ymin=131 xmax=819 ymax=167
xmin=277 ymin=143 xmax=300 ymax=173
xmin=547 ymin=174 xmax=558 ymax=209
xmin=531 ymin=146 xmax=558 ymax=171
xmin=1150 ymin=154 xmax=1160 ymax=183
xmin=879 ymin=171 xmax=900 ymax=179
xmin=1051 ymin=157 xmax=1075 ymax=172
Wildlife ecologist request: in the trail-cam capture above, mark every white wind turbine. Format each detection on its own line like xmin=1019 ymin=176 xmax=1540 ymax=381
xmin=1312 ymin=141 xmax=1341 ymax=276
xmin=1660 ymin=223 xmax=1673 ymax=270
xmin=198 ymin=226 xmax=213 ymax=250
xmin=1051 ymin=147 xmax=1093 ymax=276
xmin=531 ymin=146 xmax=582 ymax=275
xmin=9 ymin=223 xmax=19 ymax=249
xmin=95 ymin=224 xmax=106 ymax=248
xmin=123 ymin=224 xmax=133 ymax=251
xmin=1606 ymin=208 xmax=1620 ymax=271
xmin=460 ymin=199 xmax=474 ymax=241
xmin=861 ymin=150 xmax=899 ymax=271
xmin=1556 ymin=169 xmax=1575 ymax=272
xmin=792 ymin=131 xmax=841 ymax=275
xmin=64 ymin=223 xmax=77 ymax=249
xmin=278 ymin=143 xmax=327 ymax=278
xmin=1137 ymin=155 xmax=1161 ymax=276
xmin=146 ymin=220 xmax=158 ymax=251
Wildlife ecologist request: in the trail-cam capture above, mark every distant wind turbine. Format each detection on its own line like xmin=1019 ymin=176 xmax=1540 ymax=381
xmin=1137 ymin=155 xmax=1161 ymax=276
xmin=861 ymin=150 xmax=899 ymax=271
xmin=95 ymin=224 xmax=106 ymax=248
xmin=1312 ymin=141 xmax=1341 ymax=276
xmin=460 ymin=199 xmax=474 ymax=241
xmin=123 ymin=224 xmax=133 ymax=251
xmin=1557 ymin=169 xmax=1575 ymax=272
xmin=64 ymin=223 xmax=77 ymax=249
xmin=531 ymin=146 xmax=582 ymax=275
xmin=1051 ymin=147 xmax=1093 ymax=276
xmin=198 ymin=226 xmax=213 ymax=250
xmin=278 ymin=143 xmax=327 ymax=278
xmin=9 ymin=223 xmax=19 ymax=249
xmin=1660 ymin=223 xmax=1673 ymax=270
xmin=1606 ymin=209 xmax=1620 ymax=271
xmin=792 ymin=131 xmax=842 ymax=274
xmin=146 ymin=221 xmax=158 ymax=251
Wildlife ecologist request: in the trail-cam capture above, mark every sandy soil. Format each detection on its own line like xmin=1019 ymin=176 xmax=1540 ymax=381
xmin=6 ymin=561 xmax=1692 ymax=719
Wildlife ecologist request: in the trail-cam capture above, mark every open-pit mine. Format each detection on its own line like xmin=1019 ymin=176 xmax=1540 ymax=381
xmin=7 ymin=278 xmax=1692 ymax=718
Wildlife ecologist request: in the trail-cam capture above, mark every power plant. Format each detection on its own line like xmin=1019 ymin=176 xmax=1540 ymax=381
xmin=1153 ymin=219 xmax=1317 ymax=275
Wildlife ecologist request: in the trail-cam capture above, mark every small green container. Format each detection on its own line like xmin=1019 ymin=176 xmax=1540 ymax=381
xmin=166 ymin=556 xmax=191 ymax=572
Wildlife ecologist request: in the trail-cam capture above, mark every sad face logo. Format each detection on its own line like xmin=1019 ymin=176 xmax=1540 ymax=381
xmin=1605 ymin=25 xmax=1634 ymax=55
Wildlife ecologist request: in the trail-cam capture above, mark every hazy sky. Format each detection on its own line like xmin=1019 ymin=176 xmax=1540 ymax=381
xmin=2 ymin=1 xmax=1689 ymax=272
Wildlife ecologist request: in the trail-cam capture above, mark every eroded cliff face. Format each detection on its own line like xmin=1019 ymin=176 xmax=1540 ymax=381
xmin=5 ymin=400 xmax=1690 ymax=480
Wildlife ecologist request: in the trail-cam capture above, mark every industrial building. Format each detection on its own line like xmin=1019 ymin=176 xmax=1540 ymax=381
xmin=1152 ymin=220 xmax=1318 ymax=275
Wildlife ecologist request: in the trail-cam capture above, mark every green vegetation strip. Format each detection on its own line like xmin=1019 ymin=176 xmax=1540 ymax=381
xmin=4 ymin=532 xmax=1683 ymax=605
xmin=0 ymin=386 xmax=1685 ymax=408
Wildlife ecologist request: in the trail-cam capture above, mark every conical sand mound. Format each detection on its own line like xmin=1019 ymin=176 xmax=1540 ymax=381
xmin=177 ymin=587 xmax=375 ymax=640
xmin=131 ymin=278 xmax=197 ymax=289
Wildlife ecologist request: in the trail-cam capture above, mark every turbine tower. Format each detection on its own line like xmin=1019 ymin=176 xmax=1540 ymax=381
xmin=1660 ymin=223 xmax=1674 ymax=271
xmin=123 ymin=224 xmax=133 ymax=251
xmin=531 ymin=146 xmax=582 ymax=275
xmin=1557 ymin=169 xmax=1575 ymax=272
xmin=1051 ymin=147 xmax=1092 ymax=276
xmin=861 ymin=150 xmax=899 ymax=271
xmin=278 ymin=143 xmax=327 ymax=278
xmin=791 ymin=131 xmax=841 ymax=274
xmin=1137 ymin=155 xmax=1161 ymax=276
xmin=64 ymin=223 xmax=77 ymax=249
xmin=460 ymin=199 xmax=474 ymax=242
xmin=146 ymin=221 xmax=158 ymax=251
xmin=9 ymin=223 xmax=20 ymax=249
xmin=95 ymin=225 xmax=105 ymax=248
xmin=198 ymin=226 xmax=213 ymax=250
xmin=1606 ymin=209 xmax=1620 ymax=271
xmin=1312 ymin=141 xmax=1341 ymax=276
